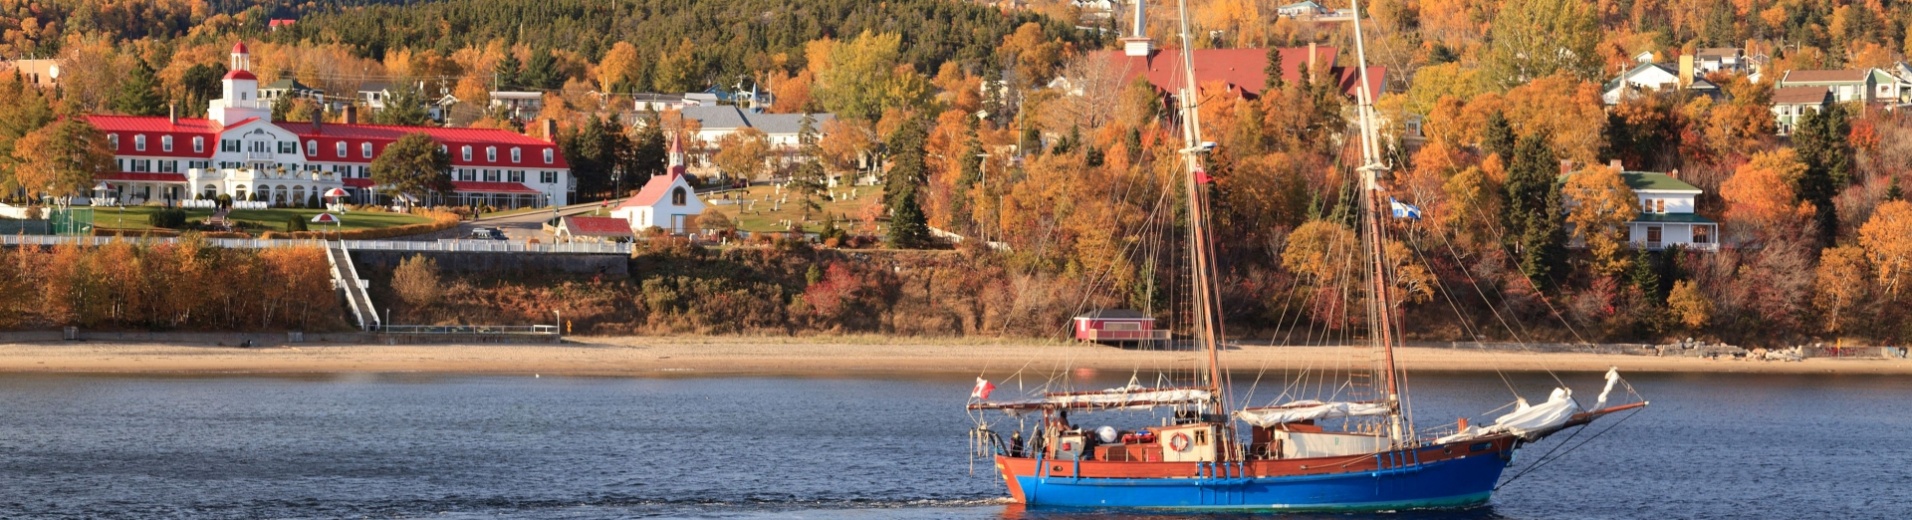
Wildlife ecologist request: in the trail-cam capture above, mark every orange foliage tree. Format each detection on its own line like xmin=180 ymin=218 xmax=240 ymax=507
xmin=1719 ymin=149 xmax=1813 ymax=238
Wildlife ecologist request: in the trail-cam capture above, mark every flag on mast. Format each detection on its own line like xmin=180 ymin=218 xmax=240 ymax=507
xmin=971 ymin=378 xmax=996 ymax=401
xmin=1389 ymin=198 xmax=1422 ymax=220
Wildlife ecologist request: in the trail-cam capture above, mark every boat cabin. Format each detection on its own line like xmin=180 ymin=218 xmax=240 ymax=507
xmin=1072 ymin=309 xmax=1168 ymax=345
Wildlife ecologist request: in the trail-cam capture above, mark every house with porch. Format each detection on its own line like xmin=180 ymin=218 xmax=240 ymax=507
xmin=1623 ymin=171 xmax=1717 ymax=251
xmin=83 ymin=41 xmax=571 ymax=209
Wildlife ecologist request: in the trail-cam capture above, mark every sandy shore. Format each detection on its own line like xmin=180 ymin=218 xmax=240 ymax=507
xmin=0 ymin=336 xmax=1906 ymax=376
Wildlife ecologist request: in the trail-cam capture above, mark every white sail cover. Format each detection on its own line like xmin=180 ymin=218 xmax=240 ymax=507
xmin=1234 ymin=400 xmax=1392 ymax=427
xmin=1043 ymin=387 xmax=1212 ymax=409
xmin=1435 ymin=369 xmax=1626 ymax=443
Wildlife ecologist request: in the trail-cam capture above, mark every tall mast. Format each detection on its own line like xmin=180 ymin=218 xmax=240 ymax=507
xmin=1169 ymin=0 xmax=1227 ymax=414
xmin=1347 ymin=0 xmax=1408 ymax=446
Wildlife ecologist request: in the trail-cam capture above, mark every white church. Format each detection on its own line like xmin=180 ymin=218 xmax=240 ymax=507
xmin=85 ymin=41 xmax=572 ymax=209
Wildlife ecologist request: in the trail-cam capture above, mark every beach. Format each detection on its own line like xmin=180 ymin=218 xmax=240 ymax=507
xmin=0 ymin=336 xmax=1906 ymax=376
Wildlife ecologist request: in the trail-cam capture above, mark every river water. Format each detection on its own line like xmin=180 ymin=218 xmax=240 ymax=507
xmin=0 ymin=370 xmax=1906 ymax=519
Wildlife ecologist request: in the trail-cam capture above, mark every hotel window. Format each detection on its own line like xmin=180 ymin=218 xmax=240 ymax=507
xmin=279 ymin=141 xmax=297 ymax=154
xmin=108 ymin=134 xmax=119 ymax=149
xmin=162 ymin=136 xmax=173 ymax=152
xmin=486 ymin=146 xmax=497 ymax=162
xmin=510 ymin=147 xmax=522 ymax=163
xmin=508 ymin=170 xmax=524 ymax=183
xmin=461 ymin=146 xmax=473 ymax=161
xmin=193 ymin=137 xmax=204 ymax=153
xmin=131 ymin=159 xmax=152 ymax=172
xmin=543 ymin=148 xmax=554 ymax=164
xmin=221 ymin=140 xmax=239 ymax=153
xmin=306 ymin=140 xmax=318 ymax=156
xmin=458 ymin=169 xmax=475 ymax=182
xmin=336 ymin=142 xmax=347 ymax=158
xmin=160 ymin=160 xmax=178 ymax=173
xmin=361 ymin=142 xmax=373 ymax=158
xmin=484 ymin=169 xmax=500 ymax=182
xmin=540 ymin=171 xmax=557 ymax=183
xmin=134 ymin=134 xmax=146 ymax=151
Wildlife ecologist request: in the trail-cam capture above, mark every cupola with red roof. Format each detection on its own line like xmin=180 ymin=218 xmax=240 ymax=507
xmin=208 ymin=40 xmax=269 ymax=126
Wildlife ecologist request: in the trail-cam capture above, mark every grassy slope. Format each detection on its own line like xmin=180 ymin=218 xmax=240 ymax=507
xmin=700 ymin=185 xmax=885 ymax=234
xmin=102 ymin=207 xmax=430 ymax=232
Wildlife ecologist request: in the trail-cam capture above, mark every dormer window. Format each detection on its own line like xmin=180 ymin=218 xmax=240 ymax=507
xmin=306 ymin=140 xmax=317 ymax=156
xmin=361 ymin=142 xmax=373 ymax=158
xmin=439 ymin=145 xmax=448 ymax=155
xmin=543 ymin=148 xmax=554 ymax=164
xmin=510 ymin=147 xmax=521 ymax=163
xmin=108 ymin=134 xmax=120 ymax=149
xmin=461 ymin=146 xmax=473 ymax=161
xmin=336 ymin=142 xmax=347 ymax=158
xmin=486 ymin=146 xmax=497 ymax=162
xmin=193 ymin=136 xmax=204 ymax=153
xmin=134 ymin=134 xmax=146 ymax=151
xmin=162 ymin=136 xmax=173 ymax=152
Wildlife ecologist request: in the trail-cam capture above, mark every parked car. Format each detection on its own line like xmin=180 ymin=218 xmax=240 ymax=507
xmin=470 ymin=227 xmax=506 ymax=240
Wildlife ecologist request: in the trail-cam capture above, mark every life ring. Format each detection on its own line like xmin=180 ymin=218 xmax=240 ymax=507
xmin=1168 ymin=432 xmax=1192 ymax=452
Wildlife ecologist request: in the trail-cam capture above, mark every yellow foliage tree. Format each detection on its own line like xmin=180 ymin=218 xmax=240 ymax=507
xmin=1813 ymin=246 xmax=1869 ymax=334
xmin=1858 ymin=200 xmax=1912 ymax=299
xmin=1666 ymin=280 xmax=1712 ymax=330
xmin=1563 ymin=166 xmax=1640 ymax=276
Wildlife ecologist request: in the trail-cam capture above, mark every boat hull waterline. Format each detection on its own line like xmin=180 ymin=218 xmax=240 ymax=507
xmin=994 ymin=437 xmax=1515 ymax=511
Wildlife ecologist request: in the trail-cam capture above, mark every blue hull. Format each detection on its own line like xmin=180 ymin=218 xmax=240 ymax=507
xmin=1016 ymin=451 xmax=1510 ymax=511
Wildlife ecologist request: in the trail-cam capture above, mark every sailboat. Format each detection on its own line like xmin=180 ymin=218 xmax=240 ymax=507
xmin=965 ymin=0 xmax=1647 ymax=511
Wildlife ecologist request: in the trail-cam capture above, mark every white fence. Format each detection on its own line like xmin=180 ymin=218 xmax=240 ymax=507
xmin=0 ymin=235 xmax=633 ymax=255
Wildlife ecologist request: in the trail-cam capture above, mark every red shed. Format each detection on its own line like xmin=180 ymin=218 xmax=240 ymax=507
xmin=1073 ymin=309 xmax=1167 ymax=345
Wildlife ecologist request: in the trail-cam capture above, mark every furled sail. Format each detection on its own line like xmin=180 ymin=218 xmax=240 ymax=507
xmin=967 ymin=385 xmax=1212 ymax=412
xmin=1234 ymin=400 xmax=1392 ymax=427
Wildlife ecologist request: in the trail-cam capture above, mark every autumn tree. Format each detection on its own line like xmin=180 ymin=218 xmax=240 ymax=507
xmin=12 ymin=118 xmax=114 ymax=201
xmin=1719 ymin=149 xmax=1813 ymax=238
xmin=0 ymin=74 xmax=56 ymax=192
xmin=652 ymin=39 xmax=702 ymax=93
xmin=1859 ymin=200 xmax=1912 ymax=299
xmin=1485 ymin=0 xmax=1600 ymax=88
xmin=1813 ymin=246 xmax=1870 ymax=334
xmin=1666 ymin=280 xmax=1713 ymax=330
xmin=370 ymin=133 xmax=453 ymax=207
xmin=713 ymin=127 xmax=771 ymax=181
xmin=789 ymin=114 xmax=827 ymax=220
xmin=597 ymin=41 xmax=645 ymax=94
xmin=811 ymin=32 xmax=930 ymax=122
xmin=392 ymin=255 xmax=442 ymax=308
xmin=1563 ymin=165 xmax=1640 ymax=276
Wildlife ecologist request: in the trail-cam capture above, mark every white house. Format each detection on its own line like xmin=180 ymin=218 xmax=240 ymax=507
xmin=1275 ymin=1 xmax=1330 ymax=18
xmin=1694 ymin=48 xmax=1745 ymax=74
xmin=609 ymin=137 xmax=704 ymax=233
xmin=1622 ymin=171 xmax=1717 ymax=251
xmin=1771 ymin=86 xmax=1831 ymax=135
xmin=1601 ymin=62 xmax=1718 ymax=104
xmin=84 ymin=42 xmax=572 ymax=208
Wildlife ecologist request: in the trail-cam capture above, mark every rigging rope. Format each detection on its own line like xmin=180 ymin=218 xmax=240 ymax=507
xmin=1494 ymin=407 xmax=1645 ymax=491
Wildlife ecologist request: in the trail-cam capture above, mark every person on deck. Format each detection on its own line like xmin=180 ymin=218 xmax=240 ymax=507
xmin=1009 ymin=431 xmax=1024 ymax=458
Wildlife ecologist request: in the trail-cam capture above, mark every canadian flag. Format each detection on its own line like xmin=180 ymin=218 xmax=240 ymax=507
xmin=971 ymin=378 xmax=996 ymax=401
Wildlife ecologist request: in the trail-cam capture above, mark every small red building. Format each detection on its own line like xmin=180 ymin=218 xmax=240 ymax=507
xmin=1073 ymin=309 xmax=1167 ymax=345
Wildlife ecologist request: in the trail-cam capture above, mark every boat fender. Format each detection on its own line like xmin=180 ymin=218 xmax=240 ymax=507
xmin=1168 ymin=432 xmax=1192 ymax=452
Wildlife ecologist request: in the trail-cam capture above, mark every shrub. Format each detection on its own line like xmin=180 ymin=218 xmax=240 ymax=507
xmin=393 ymin=255 xmax=442 ymax=307
xmin=149 ymin=208 xmax=189 ymax=229
xmin=287 ymin=216 xmax=309 ymax=232
xmin=215 ymin=194 xmax=232 ymax=209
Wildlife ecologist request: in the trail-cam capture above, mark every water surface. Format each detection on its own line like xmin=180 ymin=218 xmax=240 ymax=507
xmin=0 ymin=371 xmax=1906 ymax=519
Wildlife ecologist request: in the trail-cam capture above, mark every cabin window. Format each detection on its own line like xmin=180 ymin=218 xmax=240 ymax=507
xmin=134 ymin=134 xmax=146 ymax=151
xmin=671 ymin=187 xmax=687 ymax=206
xmin=1195 ymin=430 xmax=1209 ymax=446
xmin=1105 ymin=322 xmax=1142 ymax=331
xmin=162 ymin=136 xmax=173 ymax=152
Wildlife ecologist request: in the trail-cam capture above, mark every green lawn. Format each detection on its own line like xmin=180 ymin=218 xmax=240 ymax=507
xmin=103 ymin=206 xmax=432 ymax=232
xmin=704 ymin=185 xmax=884 ymax=234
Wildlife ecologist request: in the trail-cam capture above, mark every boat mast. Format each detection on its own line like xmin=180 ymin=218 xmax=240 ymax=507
xmin=1169 ymin=0 xmax=1227 ymax=414
xmin=1347 ymin=0 xmax=1408 ymax=447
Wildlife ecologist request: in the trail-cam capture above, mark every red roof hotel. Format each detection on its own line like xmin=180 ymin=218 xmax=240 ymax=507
xmin=85 ymin=42 xmax=571 ymax=208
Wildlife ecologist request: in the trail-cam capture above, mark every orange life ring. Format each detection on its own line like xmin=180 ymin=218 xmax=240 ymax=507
xmin=1168 ymin=432 xmax=1192 ymax=452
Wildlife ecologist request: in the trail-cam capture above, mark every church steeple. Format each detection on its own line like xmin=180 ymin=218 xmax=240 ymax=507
xmin=667 ymin=132 xmax=687 ymax=177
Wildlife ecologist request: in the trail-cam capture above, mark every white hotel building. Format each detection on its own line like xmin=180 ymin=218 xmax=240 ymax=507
xmin=85 ymin=42 xmax=572 ymax=208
